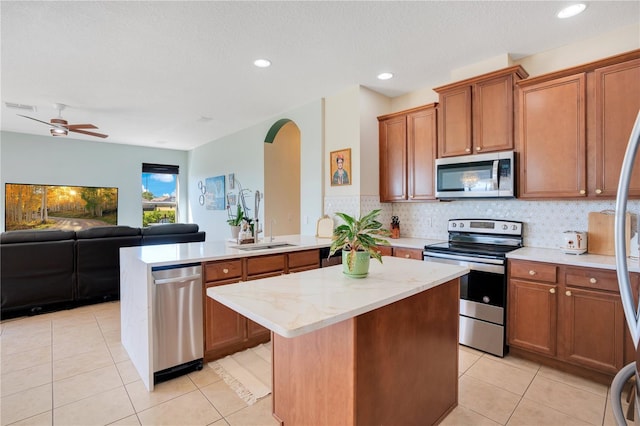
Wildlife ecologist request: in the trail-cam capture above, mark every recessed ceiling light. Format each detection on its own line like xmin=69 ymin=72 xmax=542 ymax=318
xmin=557 ymin=3 xmax=586 ymax=19
xmin=377 ymin=72 xmax=394 ymax=80
xmin=254 ymin=59 xmax=271 ymax=68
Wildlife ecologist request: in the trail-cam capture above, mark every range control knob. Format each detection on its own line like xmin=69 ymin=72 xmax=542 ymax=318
xmin=459 ymin=223 xmax=464 ymax=228
xmin=451 ymin=223 xmax=457 ymax=228
xmin=512 ymin=225 xmax=518 ymax=230
xmin=502 ymin=224 xmax=508 ymax=230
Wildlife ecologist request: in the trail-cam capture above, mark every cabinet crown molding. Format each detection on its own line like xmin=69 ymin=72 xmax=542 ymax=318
xmin=377 ymin=103 xmax=437 ymax=122
xmin=517 ymin=49 xmax=640 ymax=87
xmin=433 ymin=65 xmax=529 ymax=93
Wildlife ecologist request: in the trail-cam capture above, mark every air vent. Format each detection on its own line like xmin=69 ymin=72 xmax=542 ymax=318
xmin=5 ymin=102 xmax=37 ymax=112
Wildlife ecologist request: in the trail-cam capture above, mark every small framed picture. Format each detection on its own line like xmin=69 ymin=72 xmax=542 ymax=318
xmin=330 ymin=148 xmax=351 ymax=186
xmin=228 ymin=173 xmax=235 ymax=189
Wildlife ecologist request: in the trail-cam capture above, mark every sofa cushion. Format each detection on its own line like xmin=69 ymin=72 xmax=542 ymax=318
xmin=1 ymin=238 xmax=76 ymax=315
xmin=76 ymin=226 xmax=140 ymax=239
xmin=141 ymin=223 xmax=199 ymax=236
xmin=1 ymin=229 xmax=76 ymax=244
xmin=141 ymin=223 xmax=205 ymax=245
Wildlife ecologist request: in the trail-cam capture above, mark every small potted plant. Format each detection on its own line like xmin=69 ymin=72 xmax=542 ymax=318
xmin=227 ymin=203 xmax=244 ymax=239
xmin=329 ymin=209 xmax=391 ymax=278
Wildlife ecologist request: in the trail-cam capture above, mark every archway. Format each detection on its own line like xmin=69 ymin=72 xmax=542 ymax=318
xmin=264 ymin=120 xmax=301 ymax=237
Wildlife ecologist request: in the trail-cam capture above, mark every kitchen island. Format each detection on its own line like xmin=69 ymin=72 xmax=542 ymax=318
xmin=208 ymin=256 xmax=469 ymax=426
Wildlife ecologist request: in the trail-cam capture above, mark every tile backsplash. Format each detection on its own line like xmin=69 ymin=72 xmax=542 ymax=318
xmin=324 ymin=195 xmax=640 ymax=250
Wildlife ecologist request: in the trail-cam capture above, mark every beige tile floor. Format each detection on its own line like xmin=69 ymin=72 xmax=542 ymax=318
xmin=0 ymin=301 xmax=637 ymax=426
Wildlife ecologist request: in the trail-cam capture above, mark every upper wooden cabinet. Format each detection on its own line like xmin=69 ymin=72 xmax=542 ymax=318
xmin=434 ymin=65 xmax=528 ymax=157
xmin=592 ymin=58 xmax=640 ymax=197
xmin=516 ymin=50 xmax=640 ymax=199
xmin=378 ymin=104 xmax=437 ymax=202
xmin=517 ymin=73 xmax=587 ymax=198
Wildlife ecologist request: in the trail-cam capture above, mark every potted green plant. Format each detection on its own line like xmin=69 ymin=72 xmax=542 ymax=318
xmin=329 ymin=209 xmax=391 ymax=278
xmin=227 ymin=203 xmax=244 ymax=239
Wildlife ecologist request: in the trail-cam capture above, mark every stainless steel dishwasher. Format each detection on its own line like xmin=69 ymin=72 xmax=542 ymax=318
xmin=152 ymin=263 xmax=203 ymax=384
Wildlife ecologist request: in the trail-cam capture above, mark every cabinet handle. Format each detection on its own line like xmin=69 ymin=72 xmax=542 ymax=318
xmin=579 ymin=189 xmax=586 ymax=195
xmin=595 ymin=189 xmax=602 ymax=194
xmin=529 ymin=270 xmax=536 ymax=276
xmin=465 ymin=148 xmax=471 ymax=153
xmin=405 ymin=254 xmax=410 ymax=258
xmin=476 ymin=146 xmax=481 ymax=152
xmin=549 ymin=288 xmax=556 ymax=294
xmin=589 ymin=277 xmax=597 ymax=284
xmin=223 ymin=268 xmax=229 ymax=274
xmin=566 ymin=290 xmax=572 ymax=296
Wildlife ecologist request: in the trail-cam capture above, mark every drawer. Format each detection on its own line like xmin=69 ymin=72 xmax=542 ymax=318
xmin=375 ymin=245 xmax=393 ymax=257
xmin=204 ymin=259 xmax=243 ymax=282
xmin=564 ymin=267 xmax=619 ymax=292
xmin=288 ymin=249 xmax=320 ymax=269
xmin=509 ymin=260 xmax=557 ymax=283
xmin=393 ymin=247 xmax=423 ymax=260
xmin=247 ymin=254 xmax=286 ymax=276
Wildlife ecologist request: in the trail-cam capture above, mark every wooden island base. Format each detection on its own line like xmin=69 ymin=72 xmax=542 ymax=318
xmin=272 ymin=278 xmax=460 ymax=426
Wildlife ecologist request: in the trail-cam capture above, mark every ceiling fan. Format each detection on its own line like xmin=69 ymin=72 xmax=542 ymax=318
xmin=18 ymin=103 xmax=108 ymax=138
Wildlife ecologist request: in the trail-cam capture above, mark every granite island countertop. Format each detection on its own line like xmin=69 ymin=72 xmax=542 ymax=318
xmin=206 ymin=256 xmax=469 ymax=338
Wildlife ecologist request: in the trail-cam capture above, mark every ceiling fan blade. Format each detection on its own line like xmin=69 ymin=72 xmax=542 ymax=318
xmin=17 ymin=114 xmax=55 ymax=127
xmin=69 ymin=128 xmax=109 ymax=138
xmin=67 ymin=124 xmax=98 ymax=130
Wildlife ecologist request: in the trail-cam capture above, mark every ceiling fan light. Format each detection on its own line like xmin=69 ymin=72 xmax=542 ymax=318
xmin=50 ymin=128 xmax=67 ymax=136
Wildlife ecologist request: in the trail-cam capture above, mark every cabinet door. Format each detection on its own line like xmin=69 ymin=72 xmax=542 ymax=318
xmin=438 ymin=86 xmax=472 ymax=157
xmin=407 ymin=106 xmax=437 ymax=200
xmin=559 ymin=286 xmax=625 ymax=373
xmin=593 ymin=59 xmax=640 ymax=197
xmin=508 ymin=278 xmax=557 ymax=356
xmin=379 ymin=116 xmax=407 ymax=201
xmin=474 ymin=75 xmax=515 ymax=153
xmin=517 ymin=73 xmax=586 ymax=198
xmin=375 ymin=245 xmax=393 ymax=257
xmin=204 ymin=280 xmax=245 ymax=353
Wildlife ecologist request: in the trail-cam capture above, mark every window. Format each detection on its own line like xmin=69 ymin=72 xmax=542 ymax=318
xmin=142 ymin=163 xmax=179 ymax=226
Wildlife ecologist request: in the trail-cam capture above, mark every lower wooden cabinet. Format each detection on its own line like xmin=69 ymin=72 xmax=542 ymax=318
xmin=508 ymin=259 xmax=637 ymax=375
xmin=203 ymin=250 xmax=320 ymax=361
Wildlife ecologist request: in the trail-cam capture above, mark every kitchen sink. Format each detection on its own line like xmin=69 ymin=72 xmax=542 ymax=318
xmin=230 ymin=241 xmax=297 ymax=251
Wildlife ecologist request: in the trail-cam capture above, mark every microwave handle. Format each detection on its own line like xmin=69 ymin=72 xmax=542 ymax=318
xmin=492 ymin=160 xmax=499 ymax=190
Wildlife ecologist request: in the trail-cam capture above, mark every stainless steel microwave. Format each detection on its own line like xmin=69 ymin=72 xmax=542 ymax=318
xmin=435 ymin=151 xmax=515 ymax=199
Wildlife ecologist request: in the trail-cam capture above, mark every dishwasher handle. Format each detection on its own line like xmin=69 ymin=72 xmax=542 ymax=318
xmin=154 ymin=274 xmax=201 ymax=285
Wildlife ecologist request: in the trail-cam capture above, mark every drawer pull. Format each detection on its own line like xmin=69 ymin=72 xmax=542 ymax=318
xmin=589 ymin=277 xmax=597 ymax=284
xmin=565 ymin=290 xmax=572 ymax=296
xmin=529 ymin=270 xmax=536 ymax=276
xmin=223 ymin=268 xmax=229 ymax=274
xmin=549 ymin=288 xmax=556 ymax=294
xmin=405 ymin=254 xmax=410 ymax=258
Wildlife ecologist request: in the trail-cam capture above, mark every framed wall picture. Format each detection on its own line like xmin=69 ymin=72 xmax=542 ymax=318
xmin=205 ymin=175 xmax=225 ymax=210
xmin=330 ymin=148 xmax=351 ymax=186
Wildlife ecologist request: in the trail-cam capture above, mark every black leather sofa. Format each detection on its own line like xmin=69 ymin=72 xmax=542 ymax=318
xmin=0 ymin=223 xmax=205 ymax=318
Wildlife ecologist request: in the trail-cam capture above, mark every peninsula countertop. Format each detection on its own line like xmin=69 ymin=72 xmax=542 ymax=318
xmin=119 ymin=234 xmax=444 ymax=267
xmin=206 ymin=256 xmax=469 ymax=338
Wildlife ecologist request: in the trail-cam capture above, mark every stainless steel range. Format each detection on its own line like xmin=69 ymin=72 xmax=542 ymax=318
xmin=423 ymin=219 xmax=523 ymax=357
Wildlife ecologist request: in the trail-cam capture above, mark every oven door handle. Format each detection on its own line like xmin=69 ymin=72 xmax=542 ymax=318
xmin=423 ymin=251 xmax=504 ymax=266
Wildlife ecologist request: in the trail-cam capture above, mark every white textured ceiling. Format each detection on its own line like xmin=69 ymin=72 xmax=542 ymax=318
xmin=1 ymin=1 xmax=639 ymax=150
